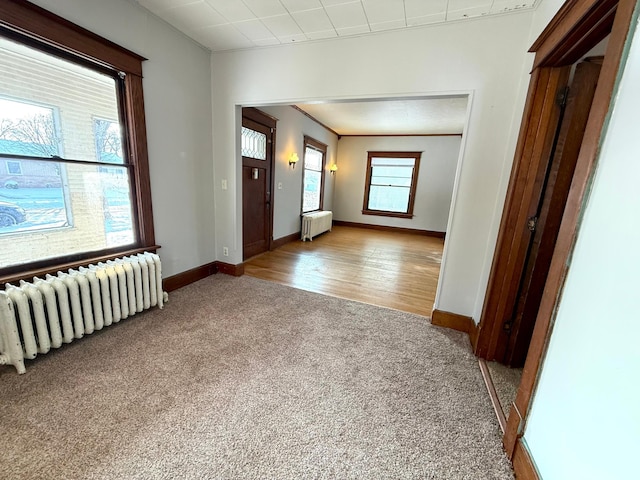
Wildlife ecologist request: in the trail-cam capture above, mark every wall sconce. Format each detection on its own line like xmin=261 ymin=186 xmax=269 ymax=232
xmin=289 ymin=153 xmax=299 ymax=168
xmin=330 ymin=164 xmax=338 ymax=175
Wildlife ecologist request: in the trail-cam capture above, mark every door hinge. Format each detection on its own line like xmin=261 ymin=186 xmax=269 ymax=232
xmin=503 ymin=320 xmax=512 ymax=332
xmin=556 ymin=86 xmax=569 ymax=107
xmin=527 ymin=216 xmax=538 ymax=232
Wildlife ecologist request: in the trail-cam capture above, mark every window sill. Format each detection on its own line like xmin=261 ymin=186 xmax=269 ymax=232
xmin=301 ymin=209 xmax=323 ymax=216
xmin=362 ymin=210 xmax=414 ymax=219
xmin=0 ymin=245 xmax=160 ymax=286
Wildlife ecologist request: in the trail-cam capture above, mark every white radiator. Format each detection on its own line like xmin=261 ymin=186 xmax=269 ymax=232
xmin=0 ymin=252 xmax=166 ymax=374
xmin=301 ymin=211 xmax=333 ymax=241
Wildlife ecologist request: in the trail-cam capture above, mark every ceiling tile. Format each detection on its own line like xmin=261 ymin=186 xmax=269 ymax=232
xmin=324 ymin=2 xmax=368 ymax=29
xmin=203 ymin=0 xmax=256 ymax=22
xmin=278 ymin=33 xmax=308 ymax=43
xmin=137 ymin=0 xmax=197 ymax=13
xmin=232 ymin=19 xmax=276 ymax=41
xmin=369 ymin=19 xmax=406 ymax=32
xmin=161 ymin=1 xmax=228 ymax=31
xmin=252 ymin=37 xmax=281 ymax=46
xmin=241 ymin=0 xmax=287 ymax=17
xmin=261 ymin=14 xmax=304 ymax=38
xmin=305 ymin=29 xmax=338 ymax=40
xmin=491 ymin=0 xmax=535 ymax=14
xmin=280 ymin=0 xmax=323 ymax=13
xmin=335 ymin=24 xmax=370 ymax=36
xmin=292 ymin=8 xmax=335 ymax=33
xmin=190 ymin=23 xmax=254 ymax=50
xmin=407 ymin=12 xmax=446 ymax=27
xmin=361 ymin=0 xmax=404 ymax=24
xmin=320 ymin=0 xmax=358 ymax=6
xmin=447 ymin=0 xmax=492 ymax=10
xmin=404 ymin=0 xmax=447 ymax=19
xmin=447 ymin=5 xmax=492 ymax=21
xmin=139 ymin=0 xmax=540 ymax=52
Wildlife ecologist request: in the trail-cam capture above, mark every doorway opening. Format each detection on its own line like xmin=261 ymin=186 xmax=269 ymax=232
xmin=238 ymin=95 xmax=470 ymax=318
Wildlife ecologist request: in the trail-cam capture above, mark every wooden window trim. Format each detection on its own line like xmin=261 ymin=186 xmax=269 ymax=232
xmin=301 ymin=135 xmax=327 ymax=214
xmin=362 ymin=151 xmax=421 ymax=219
xmin=0 ymin=0 xmax=155 ymax=282
xmin=0 ymin=0 xmax=146 ymax=75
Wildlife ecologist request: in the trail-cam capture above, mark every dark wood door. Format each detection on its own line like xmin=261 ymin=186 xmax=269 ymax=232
xmin=242 ymin=111 xmax=275 ymax=260
xmin=500 ymin=58 xmax=603 ymax=366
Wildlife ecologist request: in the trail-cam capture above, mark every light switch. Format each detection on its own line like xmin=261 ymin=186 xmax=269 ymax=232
xmin=278 ymin=182 xmax=282 ymax=190
xmin=221 ymin=179 xmax=227 ymax=190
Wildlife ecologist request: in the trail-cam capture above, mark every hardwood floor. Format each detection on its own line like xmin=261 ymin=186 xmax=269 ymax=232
xmin=244 ymin=225 xmax=444 ymax=317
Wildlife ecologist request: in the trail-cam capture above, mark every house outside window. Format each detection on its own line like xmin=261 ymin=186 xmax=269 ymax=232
xmin=302 ymin=136 xmax=327 ymax=213
xmin=362 ymin=151 xmax=422 ymax=219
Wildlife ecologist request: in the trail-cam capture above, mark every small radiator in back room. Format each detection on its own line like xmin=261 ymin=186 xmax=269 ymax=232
xmin=0 ymin=252 xmax=167 ymax=374
xmin=301 ymin=211 xmax=333 ymax=241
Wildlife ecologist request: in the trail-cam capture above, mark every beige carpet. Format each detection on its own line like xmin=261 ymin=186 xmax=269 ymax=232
xmin=0 ymin=275 xmax=513 ymax=479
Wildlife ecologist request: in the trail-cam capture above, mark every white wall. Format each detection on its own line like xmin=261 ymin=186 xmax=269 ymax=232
xmin=524 ymin=14 xmax=640 ymax=480
xmin=528 ymin=0 xmax=567 ymax=43
xmin=252 ymin=105 xmax=338 ymax=240
xmin=334 ymin=136 xmax=461 ymax=232
xmin=29 ymin=0 xmax=215 ymax=278
xmin=211 ymin=11 xmax=535 ymax=318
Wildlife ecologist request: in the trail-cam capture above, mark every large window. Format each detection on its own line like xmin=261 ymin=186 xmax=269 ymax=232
xmin=302 ymin=136 xmax=327 ymax=213
xmin=0 ymin=1 xmax=153 ymax=279
xmin=362 ymin=151 xmax=421 ymax=218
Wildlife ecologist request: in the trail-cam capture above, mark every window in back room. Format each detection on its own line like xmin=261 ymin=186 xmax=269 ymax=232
xmin=362 ymin=151 xmax=422 ymax=219
xmin=0 ymin=34 xmax=136 ymax=269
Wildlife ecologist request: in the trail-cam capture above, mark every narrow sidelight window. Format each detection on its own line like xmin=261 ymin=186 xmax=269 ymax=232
xmin=302 ymin=136 xmax=327 ymax=213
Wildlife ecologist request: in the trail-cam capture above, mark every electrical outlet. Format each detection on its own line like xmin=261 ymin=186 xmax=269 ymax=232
xmin=223 ymin=246 xmax=229 ymax=256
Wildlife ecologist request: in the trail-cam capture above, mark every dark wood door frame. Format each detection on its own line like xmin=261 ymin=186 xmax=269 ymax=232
xmin=501 ymin=57 xmax=602 ymax=367
xmin=241 ymin=107 xmax=277 ymax=256
xmin=472 ymin=0 xmax=638 ymax=466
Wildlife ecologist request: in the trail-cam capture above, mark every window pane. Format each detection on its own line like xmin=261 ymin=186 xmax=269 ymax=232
xmin=241 ymin=127 xmax=266 ymax=160
xmin=371 ymin=157 xmax=416 ymax=167
xmin=0 ymin=99 xmax=59 ymax=158
xmin=6 ymin=160 xmax=22 ymax=175
xmin=303 ymin=170 xmax=322 ymax=212
xmin=0 ymin=158 xmax=135 ymax=268
xmin=94 ymin=119 xmax=124 ymax=164
xmin=368 ymin=185 xmax=410 ymax=213
xmin=371 ymin=163 xmax=413 ymax=188
xmin=371 ymin=175 xmax=413 ymax=187
xmin=0 ymin=36 xmax=124 ymax=164
xmin=304 ymin=147 xmax=323 ymax=171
